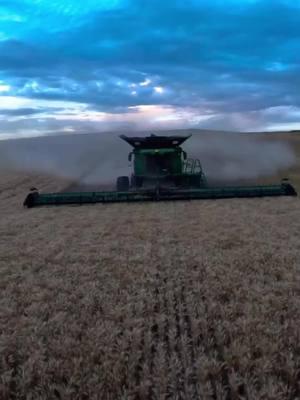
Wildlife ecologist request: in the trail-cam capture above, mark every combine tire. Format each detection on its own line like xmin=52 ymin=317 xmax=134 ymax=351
xmin=117 ymin=176 xmax=129 ymax=192
xmin=131 ymin=175 xmax=143 ymax=188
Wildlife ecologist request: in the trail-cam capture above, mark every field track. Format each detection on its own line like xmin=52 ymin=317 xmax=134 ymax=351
xmin=0 ymin=171 xmax=300 ymax=399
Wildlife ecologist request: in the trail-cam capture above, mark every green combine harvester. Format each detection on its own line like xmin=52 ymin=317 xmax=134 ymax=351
xmin=24 ymin=134 xmax=297 ymax=208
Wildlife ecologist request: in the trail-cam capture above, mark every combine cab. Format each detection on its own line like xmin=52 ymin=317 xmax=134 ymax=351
xmin=24 ymin=134 xmax=297 ymax=208
xmin=116 ymin=134 xmax=207 ymax=191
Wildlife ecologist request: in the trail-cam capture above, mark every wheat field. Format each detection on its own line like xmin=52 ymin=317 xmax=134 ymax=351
xmin=1 ymin=132 xmax=300 ymax=399
xmin=0 ymin=165 xmax=300 ymax=399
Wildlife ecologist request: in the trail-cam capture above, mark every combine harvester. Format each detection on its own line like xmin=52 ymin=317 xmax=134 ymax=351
xmin=24 ymin=134 xmax=297 ymax=208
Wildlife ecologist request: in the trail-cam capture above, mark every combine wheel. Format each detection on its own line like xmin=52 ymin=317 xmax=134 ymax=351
xmin=116 ymin=176 xmax=130 ymax=191
xmin=190 ymin=174 xmax=202 ymax=187
xmin=131 ymin=175 xmax=143 ymax=188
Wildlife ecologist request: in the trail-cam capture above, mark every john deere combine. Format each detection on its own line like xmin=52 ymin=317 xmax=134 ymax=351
xmin=24 ymin=134 xmax=297 ymax=207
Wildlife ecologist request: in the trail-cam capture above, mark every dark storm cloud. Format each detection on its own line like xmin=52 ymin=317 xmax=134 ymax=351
xmin=0 ymin=0 xmax=300 ymax=132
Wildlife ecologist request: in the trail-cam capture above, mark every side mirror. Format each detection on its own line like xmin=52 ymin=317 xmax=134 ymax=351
xmin=128 ymin=152 xmax=133 ymax=162
xmin=182 ymin=151 xmax=187 ymax=160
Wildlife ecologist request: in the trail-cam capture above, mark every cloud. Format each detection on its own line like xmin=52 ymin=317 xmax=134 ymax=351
xmin=0 ymin=107 xmax=61 ymax=117
xmin=0 ymin=0 xmax=300 ymax=136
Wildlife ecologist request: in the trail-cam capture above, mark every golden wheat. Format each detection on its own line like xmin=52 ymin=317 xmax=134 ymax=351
xmin=0 ymin=171 xmax=299 ymax=399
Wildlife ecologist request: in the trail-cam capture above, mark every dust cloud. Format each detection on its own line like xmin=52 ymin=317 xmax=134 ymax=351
xmin=0 ymin=133 xmax=130 ymax=186
xmin=183 ymin=132 xmax=296 ymax=182
xmin=0 ymin=130 xmax=296 ymax=187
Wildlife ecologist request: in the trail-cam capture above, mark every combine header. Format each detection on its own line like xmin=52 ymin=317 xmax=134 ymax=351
xmin=24 ymin=134 xmax=297 ymax=208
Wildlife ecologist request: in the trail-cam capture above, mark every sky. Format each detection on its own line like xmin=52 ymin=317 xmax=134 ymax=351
xmin=0 ymin=0 xmax=300 ymax=139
